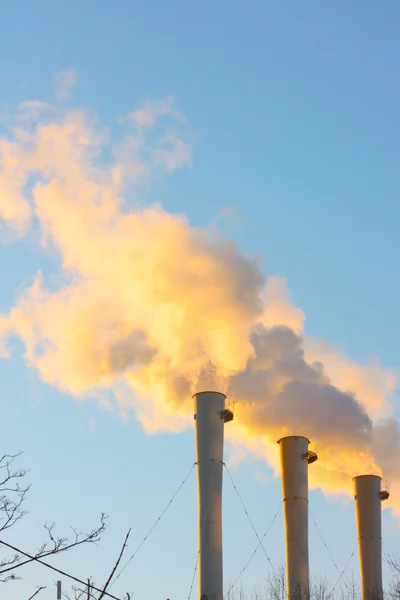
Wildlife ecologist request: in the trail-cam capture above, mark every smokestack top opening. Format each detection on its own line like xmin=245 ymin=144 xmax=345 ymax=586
xmin=352 ymin=474 xmax=382 ymax=481
xmin=277 ymin=435 xmax=310 ymax=444
xmin=192 ymin=391 xmax=226 ymax=399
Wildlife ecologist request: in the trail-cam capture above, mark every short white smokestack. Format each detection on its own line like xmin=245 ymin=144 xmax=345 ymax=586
xmin=277 ymin=435 xmax=317 ymax=600
xmin=353 ymin=475 xmax=389 ymax=600
xmin=194 ymin=391 xmax=233 ymax=600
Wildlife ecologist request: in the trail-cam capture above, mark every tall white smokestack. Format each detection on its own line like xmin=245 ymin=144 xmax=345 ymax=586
xmin=353 ymin=475 xmax=389 ymax=600
xmin=194 ymin=391 xmax=233 ymax=600
xmin=277 ymin=436 xmax=317 ymax=600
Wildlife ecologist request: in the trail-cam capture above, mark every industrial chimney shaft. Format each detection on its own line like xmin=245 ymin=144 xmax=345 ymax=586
xmin=278 ymin=435 xmax=317 ymax=600
xmin=194 ymin=391 xmax=233 ymax=600
xmin=353 ymin=474 xmax=389 ymax=600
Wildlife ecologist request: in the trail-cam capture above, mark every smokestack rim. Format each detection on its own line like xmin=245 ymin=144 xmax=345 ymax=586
xmin=352 ymin=474 xmax=382 ymax=482
xmin=277 ymin=435 xmax=310 ymax=445
xmin=192 ymin=391 xmax=226 ymax=399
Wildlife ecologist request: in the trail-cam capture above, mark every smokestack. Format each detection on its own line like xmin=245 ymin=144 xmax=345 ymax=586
xmin=194 ymin=391 xmax=233 ymax=600
xmin=353 ymin=475 xmax=389 ymax=600
xmin=277 ymin=435 xmax=317 ymax=600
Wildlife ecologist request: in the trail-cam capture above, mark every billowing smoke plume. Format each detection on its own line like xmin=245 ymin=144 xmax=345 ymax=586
xmin=0 ymin=90 xmax=399 ymax=513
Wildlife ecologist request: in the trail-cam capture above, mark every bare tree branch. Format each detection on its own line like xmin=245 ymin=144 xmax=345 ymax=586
xmin=98 ymin=529 xmax=131 ymax=600
xmin=0 ymin=451 xmax=129 ymax=600
xmin=0 ymin=452 xmax=30 ymax=536
xmin=0 ymin=537 xmax=123 ymax=600
xmin=0 ymin=513 xmax=107 ymax=577
xmin=386 ymin=554 xmax=400 ymax=600
xmin=28 ymin=585 xmax=46 ymax=599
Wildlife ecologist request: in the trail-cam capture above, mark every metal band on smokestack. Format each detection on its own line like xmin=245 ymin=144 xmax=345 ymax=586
xmin=353 ymin=475 xmax=389 ymax=600
xmin=278 ymin=436 xmax=317 ymax=600
xmin=194 ymin=391 xmax=233 ymax=600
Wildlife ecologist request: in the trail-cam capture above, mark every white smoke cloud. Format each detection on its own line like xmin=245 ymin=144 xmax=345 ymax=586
xmin=126 ymin=96 xmax=185 ymax=129
xmin=0 ymin=86 xmax=398 ymax=514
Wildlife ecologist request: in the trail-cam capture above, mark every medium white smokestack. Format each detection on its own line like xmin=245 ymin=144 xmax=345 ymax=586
xmin=278 ymin=435 xmax=317 ymax=600
xmin=194 ymin=391 xmax=233 ymax=600
xmin=353 ymin=475 xmax=389 ymax=600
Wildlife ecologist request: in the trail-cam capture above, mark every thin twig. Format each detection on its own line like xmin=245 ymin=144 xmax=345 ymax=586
xmin=98 ymin=529 xmax=131 ymax=600
xmin=28 ymin=586 xmax=46 ymax=600
xmin=0 ymin=538 xmax=122 ymax=600
xmin=0 ymin=514 xmax=106 ymax=576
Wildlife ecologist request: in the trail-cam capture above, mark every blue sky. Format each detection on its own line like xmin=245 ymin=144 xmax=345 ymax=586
xmin=1 ymin=2 xmax=400 ymax=599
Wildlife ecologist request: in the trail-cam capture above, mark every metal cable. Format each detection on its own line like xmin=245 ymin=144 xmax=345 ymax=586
xmin=224 ymin=463 xmax=276 ymax=574
xmin=331 ymin=544 xmax=358 ymax=594
xmin=110 ymin=462 xmax=196 ymax=589
xmin=188 ymin=458 xmax=217 ymax=600
xmin=309 ymin=507 xmax=350 ymax=589
xmin=187 ymin=551 xmax=200 ymax=600
xmin=224 ymin=499 xmax=283 ymax=598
